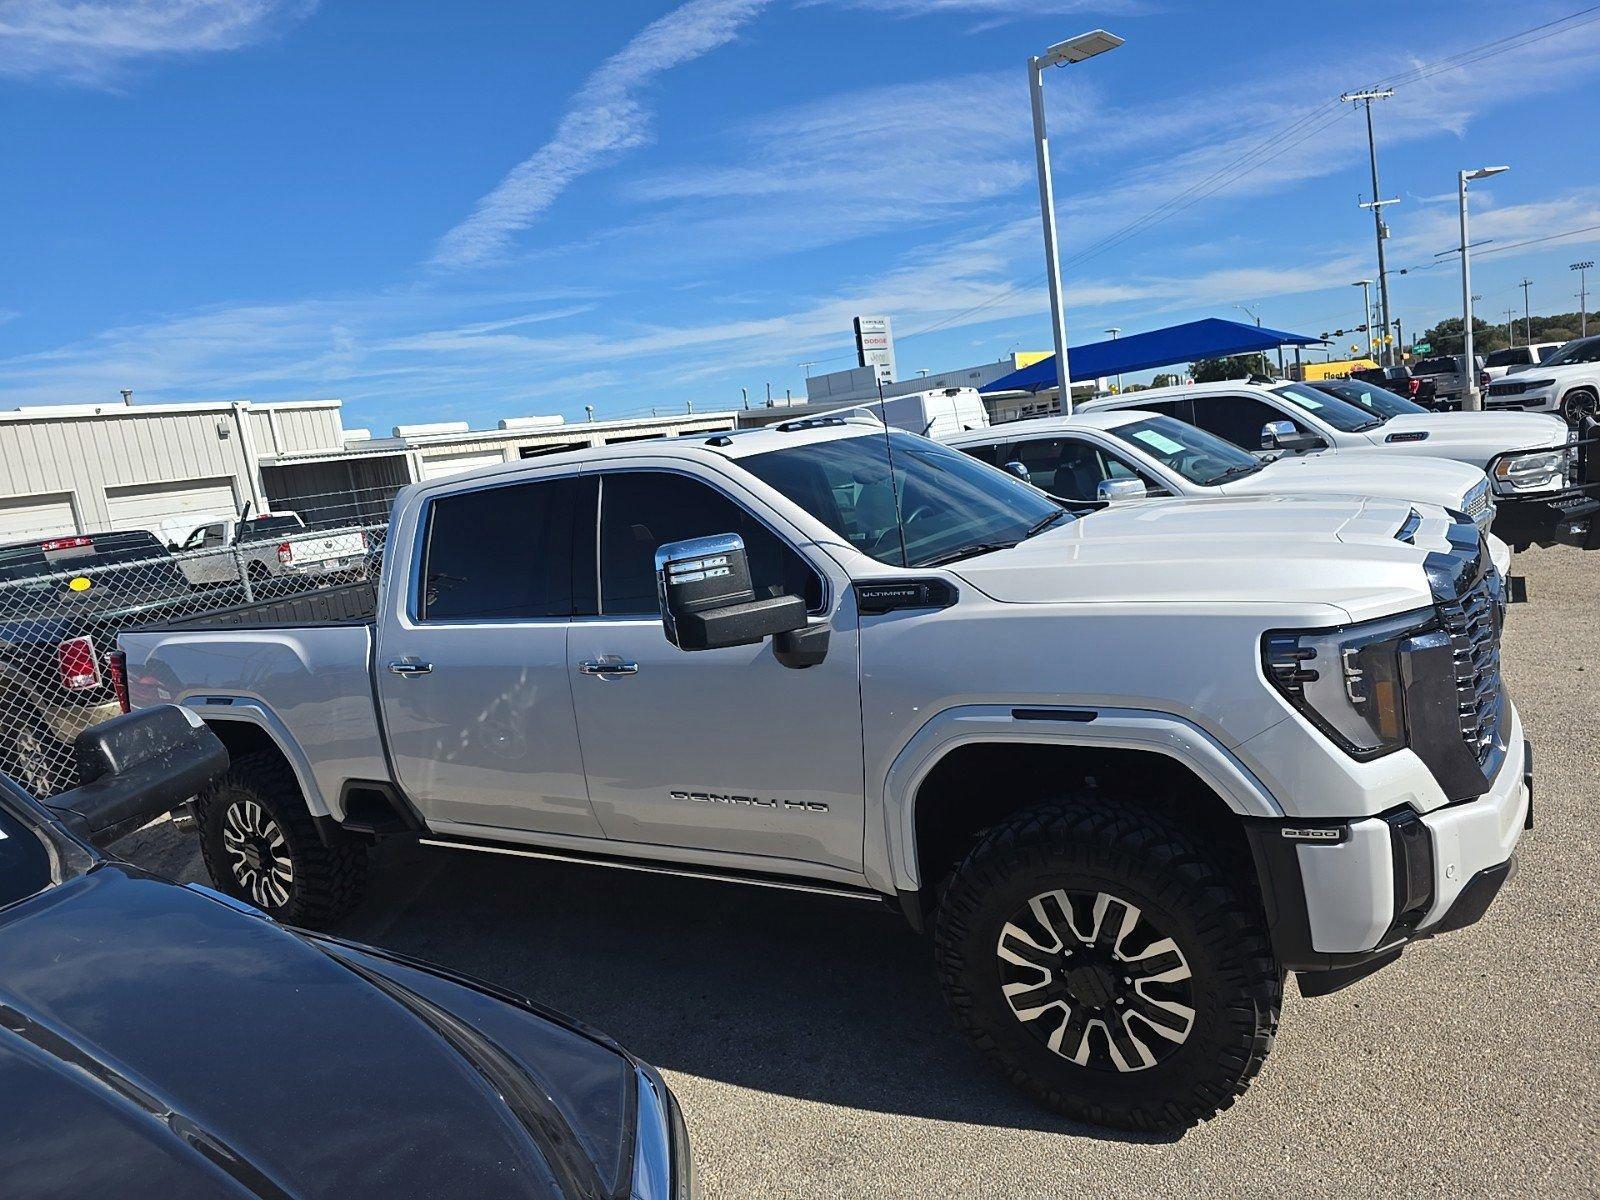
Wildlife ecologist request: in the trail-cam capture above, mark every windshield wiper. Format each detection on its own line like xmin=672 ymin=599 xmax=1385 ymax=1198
xmin=1203 ymin=462 xmax=1264 ymax=486
xmin=917 ymin=541 xmax=1020 ymax=567
xmin=1352 ymin=416 xmax=1388 ymax=431
xmin=1022 ymin=508 xmax=1071 ymax=538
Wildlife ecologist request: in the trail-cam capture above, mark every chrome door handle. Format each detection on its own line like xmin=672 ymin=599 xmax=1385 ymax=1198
xmin=387 ymin=660 xmax=433 ymax=676
xmin=579 ymin=657 xmax=639 ymax=676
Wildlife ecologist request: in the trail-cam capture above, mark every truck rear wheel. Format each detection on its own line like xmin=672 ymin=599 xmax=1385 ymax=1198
xmin=933 ymin=795 xmax=1280 ymax=1131
xmin=196 ymin=750 xmax=367 ymax=928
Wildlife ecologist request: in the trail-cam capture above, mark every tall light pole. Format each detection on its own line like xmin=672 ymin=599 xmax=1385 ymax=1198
xmin=1574 ymin=261 xmax=1594 ymax=337
xmin=1459 ymin=165 xmax=1510 ymax=411
xmin=1029 ymin=28 xmax=1124 ymax=414
xmin=1503 ymin=309 xmax=1517 ymax=345
xmin=1342 ymin=89 xmax=1396 ymax=365
xmin=1352 ymin=280 xmax=1374 ymax=360
xmin=1519 ymin=277 xmax=1534 ymax=346
xmin=1104 ymin=327 xmax=1121 ymax=392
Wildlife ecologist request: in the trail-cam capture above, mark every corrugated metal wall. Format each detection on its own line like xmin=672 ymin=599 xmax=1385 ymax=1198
xmin=0 ymin=402 xmax=343 ymax=536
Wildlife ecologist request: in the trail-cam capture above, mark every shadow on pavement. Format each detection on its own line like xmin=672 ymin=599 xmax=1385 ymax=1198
xmin=322 ymin=840 xmax=1181 ymax=1142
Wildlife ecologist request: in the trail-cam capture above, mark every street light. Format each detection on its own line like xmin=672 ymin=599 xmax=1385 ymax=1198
xmin=1352 ymin=280 xmax=1374 ymax=360
xmin=1574 ymin=261 xmax=1594 ymax=337
xmin=1458 ymin=165 xmax=1509 ymax=410
xmin=1030 ymin=28 xmax=1124 ymax=414
xmin=1104 ymin=327 xmax=1121 ymax=392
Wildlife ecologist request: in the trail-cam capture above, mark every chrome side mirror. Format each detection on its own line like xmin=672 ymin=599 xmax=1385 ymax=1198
xmin=654 ymin=533 xmax=807 ymax=653
xmin=1260 ymin=419 xmax=1296 ymax=450
xmin=1096 ymin=478 xmax=1147 ymax=504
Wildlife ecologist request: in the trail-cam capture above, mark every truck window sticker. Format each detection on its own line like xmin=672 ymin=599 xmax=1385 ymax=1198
xmin=1131 ymin=429 xmax=1185 ymax=455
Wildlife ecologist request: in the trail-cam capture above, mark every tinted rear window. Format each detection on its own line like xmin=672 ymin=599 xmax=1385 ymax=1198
xmin=237 ymin=516 xmax=305 ymax=543
xmin=1413 ymin=358 xmax=1458 ymax=375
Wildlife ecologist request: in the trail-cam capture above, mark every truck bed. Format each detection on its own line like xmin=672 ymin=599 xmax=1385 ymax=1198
xmin=141 ymin=580 xmax=379 ymax=631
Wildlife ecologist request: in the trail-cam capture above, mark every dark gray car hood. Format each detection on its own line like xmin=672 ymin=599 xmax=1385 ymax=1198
xmin=0 ymin=863 xmax=638 ymax=1199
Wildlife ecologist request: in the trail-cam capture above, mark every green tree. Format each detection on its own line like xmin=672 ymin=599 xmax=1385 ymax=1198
xmin=1190 ymin=353 xmax=1269 ymax=383
xmin=1150 ymin=372 xmax=1181 ymax=388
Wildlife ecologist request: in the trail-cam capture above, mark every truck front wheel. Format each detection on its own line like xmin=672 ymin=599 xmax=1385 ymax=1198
xmin=934 ymin=795 xmax=1281 ymax=1131
xmin=196 ymin=750 xmax=368 ymax=928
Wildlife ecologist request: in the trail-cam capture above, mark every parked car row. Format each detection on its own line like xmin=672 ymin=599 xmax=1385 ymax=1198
xmin=106 ymin=400 xmax=1557 ymax=1139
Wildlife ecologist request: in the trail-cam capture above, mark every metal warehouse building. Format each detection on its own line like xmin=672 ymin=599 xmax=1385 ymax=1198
xmin=0 ymin=396 xmax=737 ymax=543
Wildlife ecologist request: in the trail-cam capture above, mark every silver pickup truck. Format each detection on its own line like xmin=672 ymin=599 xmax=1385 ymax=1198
xmin=117 ymin=421 xmax=1529 ymax=1130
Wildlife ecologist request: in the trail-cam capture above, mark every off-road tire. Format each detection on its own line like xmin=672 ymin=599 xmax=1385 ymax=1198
xmin=196 ymin=750 xmax=367 ymax=927
xmin=934 ymin=794 xmax=1281 ymax=1131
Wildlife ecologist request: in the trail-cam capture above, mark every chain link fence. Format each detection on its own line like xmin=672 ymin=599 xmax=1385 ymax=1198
xmin=0 ymin=494 xmax=392 ymax=799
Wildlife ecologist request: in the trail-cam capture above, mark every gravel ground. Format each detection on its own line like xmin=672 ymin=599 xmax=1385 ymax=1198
xmin=119 ymin=543 xmax=1600 ymax=1199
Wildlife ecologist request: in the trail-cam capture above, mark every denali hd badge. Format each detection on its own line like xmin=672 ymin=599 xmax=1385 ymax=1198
xmin=670 ymin=790 xmax=828 ymax=813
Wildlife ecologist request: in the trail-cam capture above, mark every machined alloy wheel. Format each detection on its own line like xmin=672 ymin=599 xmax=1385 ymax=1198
xmin=2 ymin=705 xmax=62 ymax=798
xmin=221 ymin=798 xmax=295 ymax=909
xmin=934 ymin=794 xmax=1282 ymax=1130
xmin=997 ymin=888 xmax=1194 ymax=1073
xmin=196 ymin=749 xmax=368 ymax=927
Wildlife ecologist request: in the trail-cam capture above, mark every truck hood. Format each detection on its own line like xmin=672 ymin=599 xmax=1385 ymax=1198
xmin=947 ymin=494 xmax=1449 ymax=618
xmin=0 ymin=864 xmax=643 ymax=1199
xmin=1225 ymin=451 xmax=1485 ymax=510
xmin=1361 ymin=411 xmax=1568 ymax=460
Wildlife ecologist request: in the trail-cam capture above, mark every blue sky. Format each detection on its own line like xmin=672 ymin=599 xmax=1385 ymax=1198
xmin=1 ymin=1 xmax=1598 ymax=432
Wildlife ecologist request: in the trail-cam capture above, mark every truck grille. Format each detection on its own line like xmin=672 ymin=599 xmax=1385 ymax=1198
xmin=1436 ymin=566 xmax=1502 ymax=767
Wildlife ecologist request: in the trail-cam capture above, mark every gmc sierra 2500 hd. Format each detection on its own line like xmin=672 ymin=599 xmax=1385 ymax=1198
xmin=118 ymin=419 xmax=1530 ymax=1131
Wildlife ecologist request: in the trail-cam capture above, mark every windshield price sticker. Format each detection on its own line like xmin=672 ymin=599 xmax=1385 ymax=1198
xmin=1132 ymin=429 xmax=1186 ymax=455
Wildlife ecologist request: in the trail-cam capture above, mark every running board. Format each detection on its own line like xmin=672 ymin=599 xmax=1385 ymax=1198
xmin=417 ymin=836 xmax=885 ymax=904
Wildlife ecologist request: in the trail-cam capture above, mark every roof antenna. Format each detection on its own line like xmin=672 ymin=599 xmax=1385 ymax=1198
xmin=876 ymin=377 xmax=909 ymax=568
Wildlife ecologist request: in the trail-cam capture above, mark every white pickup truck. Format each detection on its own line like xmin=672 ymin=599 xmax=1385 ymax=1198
xmin=117 ymin=420 xmax=1530 ymax=1131
xmin=175 ymin=511 xmax=369 ymax=589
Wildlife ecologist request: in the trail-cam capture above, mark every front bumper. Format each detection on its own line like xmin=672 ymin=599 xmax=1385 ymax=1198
xmin=1245 ymin=722 xmax=1529 ymax=991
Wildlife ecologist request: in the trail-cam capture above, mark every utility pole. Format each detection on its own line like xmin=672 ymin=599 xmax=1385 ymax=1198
xmin=1519 ymin=277 xmax=1534 ymax=346
xmin=1342 ymin=89 xmax=1396 ymax=365
xmin=1503 ymin=309 xmax=1517 ymax=345
xmin=1105 ymin=327 xmax=1121 ymax=392
xmin=1572 ymin=261 xmax=1593 ymax=337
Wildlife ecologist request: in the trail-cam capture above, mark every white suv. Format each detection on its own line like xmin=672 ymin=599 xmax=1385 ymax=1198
xmin=1483 ymin=335 xmax=1600 ymax=425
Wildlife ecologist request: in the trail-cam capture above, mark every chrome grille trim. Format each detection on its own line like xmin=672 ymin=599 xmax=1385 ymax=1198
xmin=1435 ymin=562 xmax=1503 ymax=767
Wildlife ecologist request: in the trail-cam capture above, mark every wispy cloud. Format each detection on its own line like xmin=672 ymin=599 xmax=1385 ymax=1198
xmin=0 ymin=0 xmax=313 ymax=85
xmin=431 ymin=0 xmax=770 ymax=269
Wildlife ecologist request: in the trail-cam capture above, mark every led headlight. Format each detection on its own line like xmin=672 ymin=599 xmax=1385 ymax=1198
xmin=1491 ymin=448 xmax=1565 ymax=493
xmin=1263 ymin=610 xmax=1432 ymax=759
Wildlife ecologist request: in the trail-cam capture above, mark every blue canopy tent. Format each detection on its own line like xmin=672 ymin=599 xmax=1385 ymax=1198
xmin=980 ymin=317 xmax=1327 ymax=394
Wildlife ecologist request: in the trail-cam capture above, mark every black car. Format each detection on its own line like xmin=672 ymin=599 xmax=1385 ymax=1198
xmin=1349 ymin=364 xmax=1438 ymax=407
xmin=0 ymin=530 xmax=197 ymax=797
xmin=0 ymin=706 xmax=692 ymax=1199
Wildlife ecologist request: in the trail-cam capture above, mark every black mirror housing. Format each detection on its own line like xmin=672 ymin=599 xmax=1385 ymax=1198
xmin=655 ymin=533 xmax=808 ymax=652
xmin=43 ymin=705 xmax=229 ymax=849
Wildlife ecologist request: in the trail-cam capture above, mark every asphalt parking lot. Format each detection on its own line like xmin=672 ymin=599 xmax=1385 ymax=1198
xmin=122 ymin=543 xmax=1600 ymax=1198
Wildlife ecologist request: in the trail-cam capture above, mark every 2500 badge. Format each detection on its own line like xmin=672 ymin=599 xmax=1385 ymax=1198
xmin=669 ymin=790 xmax=829 ymax=813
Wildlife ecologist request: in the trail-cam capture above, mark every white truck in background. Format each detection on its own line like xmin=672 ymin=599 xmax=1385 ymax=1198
xmin=175 ymin=511 xmax=369 ymax=589
xmin=837 ymin=386 xmax=990 ymax=438
xmin=118 ymin=421 xmax=1529 ymax=1132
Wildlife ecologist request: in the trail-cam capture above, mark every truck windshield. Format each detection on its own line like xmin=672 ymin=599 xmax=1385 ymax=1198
xmin=741 ymin=432 xmax=1066 ymax=567
xmin=1271 ymin=382 xmax=1385 ymax=431
xmin=1312 ymin=378 xmax=1427 ymax=418
xmin=1103 ymin=416 xmax=1263 ymax=486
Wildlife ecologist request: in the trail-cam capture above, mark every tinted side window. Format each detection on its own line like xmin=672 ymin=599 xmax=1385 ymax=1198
xmin=1009 ymin=438 xmax=1099 ymax=500
xmin=960 ymin=442 xmax=1005 ymax=466
xmin=1133 ymin=398 xmax=1194 ymax=424
xmin=1187 ymin=395 xmax=1293 ymax=449
xmin=598 ymin=471 xmax=822 ymax=615
xmin=420 ymin=476 xmax=587 ymax=620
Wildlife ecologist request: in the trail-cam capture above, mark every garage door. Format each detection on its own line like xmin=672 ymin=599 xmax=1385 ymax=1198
xmin=105 ymin=477 xmax=239 ymax=541
xmin=0 ymin=492 xmax=78 ymax=542
xmin=419 ymin=450 xmax=508 ymax=480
